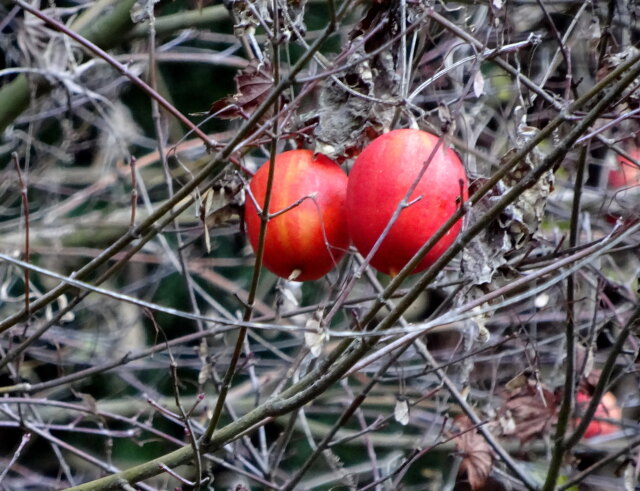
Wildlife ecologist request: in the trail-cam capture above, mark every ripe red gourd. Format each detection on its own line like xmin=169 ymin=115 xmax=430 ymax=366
xmin=346 ymin=129 xmax=468 ymax=276
xmin=575 ymin=390 xmax=622 ymax=439
xmin=244 ymin=149 xmax=350 ymax=281
xmin=609 ymin=148 xmax=640 ymax=189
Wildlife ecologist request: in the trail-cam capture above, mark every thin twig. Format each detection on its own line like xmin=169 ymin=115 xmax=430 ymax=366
xmin=11 ymin=152 xmax=30 ymax=315
xmin=0 ymin=432 xmax=31 ymax=484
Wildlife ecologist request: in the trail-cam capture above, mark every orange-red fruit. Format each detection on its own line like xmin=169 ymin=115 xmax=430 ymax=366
xmin=609 ymin=148 xmax=640 ymax=188
xmin=346 ymin=129 xmax=468 ymax=276
xmin=575 ymin=391 xmax=622 ymax=439
xmin=244 ymin=149 xmax=350 ymax=281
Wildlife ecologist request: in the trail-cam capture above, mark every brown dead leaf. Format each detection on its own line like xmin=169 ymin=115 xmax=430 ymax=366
xmin=498 ymin=379 xmax=559 ymax=445
xmin=209 ymin=61 xmax=277 ymax=122
xmin=460 ymin=177 xmax=512 ymax=285
xmin=462 ymin=118 xmax=553 ymax=286
xmin=597 ymin=47 xmax=640 ymax=108
xmin=200 ymin=173 xmax=245 ymax=251
xmin=452 ymin=416 xmax=494 ymax=490
xmin=312 ymin=1 xmax=424 ymax=160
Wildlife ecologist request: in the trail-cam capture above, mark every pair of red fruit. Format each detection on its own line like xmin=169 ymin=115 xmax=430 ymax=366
xmin=244 ymin=128 xmax=469 ymax=281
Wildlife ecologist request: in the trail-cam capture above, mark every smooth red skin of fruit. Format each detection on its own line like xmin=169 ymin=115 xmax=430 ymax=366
xmin=609 ymin=149 xmax=640 ymax=189
xmin=346 ymin=129 xmax=468 ymax=276
xmin=575 ymin=391 xmax=622 ymax=439
xmin=244 ymin=150 xmax=350 ymax=282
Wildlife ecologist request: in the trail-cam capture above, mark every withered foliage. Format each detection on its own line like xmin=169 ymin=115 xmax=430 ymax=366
xmin=452 ymin=416 xmax=494 ymax=490
xmin=209 ymin=60 xmax=279 ymax=122
xmin=498 ymin=379 xmax=560 ymax=445
xmin=462 ymin=122 xmax=554 ymax=286
xmin=311 ymin=2 xmax=418 ymax=160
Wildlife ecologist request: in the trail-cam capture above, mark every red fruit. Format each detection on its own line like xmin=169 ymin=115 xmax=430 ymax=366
xmin=244 ymin=149 xmax=350 ymax=281
xmin=609 ymin=148 xmax=640 ymax=189
xmin=575 ymin=391 xmax=622 ymax=439
xmin=346 ymin=129 xmax=468 ymax=276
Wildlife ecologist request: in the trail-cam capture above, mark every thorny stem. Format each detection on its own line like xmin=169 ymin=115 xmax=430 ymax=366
xmin=0 ymin=432 xmax=31 ymax=484
xmin=145 ymin=309 xmax=204 ymax=489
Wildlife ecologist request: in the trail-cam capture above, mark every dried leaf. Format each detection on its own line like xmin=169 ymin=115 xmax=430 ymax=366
xmin=473 ymin=70 xmax=485 ymax=98
xmin=394 ymin=397 xmax=410 ymax=426
xmin=197 ymin=363 xmax=211 ymax=385
xmin=275 ymin=281 xmax=303 ymax=322
xmin=580 ymin=349 xmax=595 ymax=381
xmin=77 ymin=392 xmax=99 ymax=414
xmin=462 ymin=118 xmax=553 ymax=285
xmin=624 ymin=462 xmax=636 ymax=491
xmin=58 ymin=294 xmax=75 ymax=322
xmin=460 ymin=178 xmax=511 ymax=285
xmin=226 ymin=0 xmax=306 ymax=39
xmin=202 ymin=188 xmax=214 ymax=253
xmin=198 ymin=339 xmax=208 ymax=363
xmin=209 ymin=61 xmax=276 ymax=122
xmin=500 ymin=126 xmax=554 ymax=250
xmin=437 ymin=103 xmax=453 ymax=127
xmin=453 ymin=416 xmax=494 ymax=490
xmin=279 ymin=285 xmax=299 ymax=308
xmin=205 ymin=203 xmax=242 ymax=227
xmin=505 ymin=370 xmax=530 ymax=391
xmin=226 ymin=0 xmax=270 ymax=36
xmin=476 ymin=325 xmax=490 ymax=344
xmin=130 ymin=0 xmax=161 ymax=23
xmin=499 ymin=380 xmax=559 ymax=445
xmin=201 ymin=173 xmax=244 ymax=236
xmin=312 ymin=48 xmax=390 ymax=160
xmin=311 ymin=1 xmax=424 ymax=160
xmin=598 ymin=48 xmax=640 ymax=108
xmin=322 ymin=449 xmax=356 ymax=488
xmin=304 ymin=313 xmax=325 ymax=358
